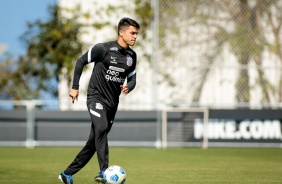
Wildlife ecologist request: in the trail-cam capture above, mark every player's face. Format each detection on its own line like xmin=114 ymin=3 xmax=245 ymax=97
xmin=120 ymin=26 xmax=138 ymax=47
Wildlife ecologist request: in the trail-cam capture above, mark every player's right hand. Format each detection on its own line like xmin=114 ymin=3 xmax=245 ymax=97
xmin=69 ymin=89 xmax=79 ymax=103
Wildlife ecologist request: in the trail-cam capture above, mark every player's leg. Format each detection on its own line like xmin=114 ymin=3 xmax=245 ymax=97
xmin=103 ymin=109 xmax=115 ymax=168
xmin=59 ymin=126 xmax=96 ymax=183
xmin=93 ymin=104 xmax=116 ymax=183
xmin=95 ymin=107 xmax=116 ymax=170
xmin=58 ymin=102 xmax=97 ymax=184
xmin=64 ymin=122 xmax=97 ymax=175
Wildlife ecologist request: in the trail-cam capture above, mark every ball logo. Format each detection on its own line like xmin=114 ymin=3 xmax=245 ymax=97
xmin=127 ymin=56 xmax=133 ymax=66
xmin=120 ymin=168 xmax=125 ymax=174
xmin=110 ymin=174 xmax=119 ymax=182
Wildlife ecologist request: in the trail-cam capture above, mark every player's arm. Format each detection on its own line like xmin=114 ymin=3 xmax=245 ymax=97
xmin=121 ymin=71 xmax=136 ymax=95
xmin=121 ymin=51 xmax=137 ymax=95
xmin=70 ymin=43 xmax=106 ymax=103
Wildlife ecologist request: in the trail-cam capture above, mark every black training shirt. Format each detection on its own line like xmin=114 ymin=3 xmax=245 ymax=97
xmin=72 ymin=41 xmax=137 ymax=108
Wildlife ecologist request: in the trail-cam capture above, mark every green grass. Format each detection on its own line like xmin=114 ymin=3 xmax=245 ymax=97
xmin=0 ymin=147 xmax=281 ymax=183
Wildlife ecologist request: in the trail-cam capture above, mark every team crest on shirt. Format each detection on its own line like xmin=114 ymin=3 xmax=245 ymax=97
xmin=127 ymin=56 xmax=133 ymax=66
xmin=96 ymin=103 xmax=103 ymax=110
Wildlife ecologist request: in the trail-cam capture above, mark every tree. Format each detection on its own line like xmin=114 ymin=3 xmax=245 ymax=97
xmin=19 ymin=5 xmax=85 ymax=99
xmin=263 ymin=0 xmax=282 ymax=101
xmin=157 ymin=0 xmax=282 ymax=105
xmin=0 ymin=54 xmax=40 ymax=100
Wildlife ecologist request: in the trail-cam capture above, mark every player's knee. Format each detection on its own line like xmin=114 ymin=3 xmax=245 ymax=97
xmin=95 ymin=123 xmax=108 ymax=135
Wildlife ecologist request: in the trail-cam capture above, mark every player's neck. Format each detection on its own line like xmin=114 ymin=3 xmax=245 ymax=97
xmin=117 ymin=38 xmax=129 ymax=49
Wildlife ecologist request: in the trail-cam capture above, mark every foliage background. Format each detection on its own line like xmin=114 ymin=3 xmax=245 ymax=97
xmin=1 ymin=0 xmax=282 ymax=109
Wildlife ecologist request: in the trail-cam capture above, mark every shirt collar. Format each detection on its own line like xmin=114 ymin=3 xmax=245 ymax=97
xmin=115 ymin=41 xmax=129 ymax=54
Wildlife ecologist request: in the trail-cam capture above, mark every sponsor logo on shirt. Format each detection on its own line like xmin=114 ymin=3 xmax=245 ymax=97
xmin=110 ymin=56 xmax=117 ymax=64
xmin=109 ymin=66 xmax=125 ymax=72
xmin=110 ymin=47 xmax=118 ymax=51
xmin=105 ymin=67 xmax=125 ymax=83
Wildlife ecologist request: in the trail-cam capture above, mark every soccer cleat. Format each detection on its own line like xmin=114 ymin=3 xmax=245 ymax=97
xmin=94 ymin=171 xmax=105 ymax=183
xmin=58 ymin=172 xmax=74 ymax=184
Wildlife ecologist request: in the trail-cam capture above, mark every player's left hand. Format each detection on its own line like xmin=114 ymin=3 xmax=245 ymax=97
xmin=120 ymin=85 xmax=129 ymax=95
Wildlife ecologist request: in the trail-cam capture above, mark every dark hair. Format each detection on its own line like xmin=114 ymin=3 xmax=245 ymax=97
xmin=118 ymin=17 xmax=140 ymax=31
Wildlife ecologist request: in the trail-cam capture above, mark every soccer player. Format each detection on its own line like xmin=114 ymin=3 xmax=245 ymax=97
xmin=58 ymin=17 xmax=140 ymax=184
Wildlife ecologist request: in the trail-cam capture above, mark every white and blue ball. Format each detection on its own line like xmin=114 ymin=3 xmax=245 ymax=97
xmin=103 ymin=165 xmax=126 ymax=184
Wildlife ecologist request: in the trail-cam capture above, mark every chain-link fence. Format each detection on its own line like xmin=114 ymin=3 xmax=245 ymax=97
xmin=154 ymin=0 xmax=282 ymax=108
xmin=53 ymin=0 xmax=282 ymax=110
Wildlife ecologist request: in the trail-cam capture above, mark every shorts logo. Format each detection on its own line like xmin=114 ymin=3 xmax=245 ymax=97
xmin=96 ymin=103 xmax=103 ymax=110
xmin=127 ymin=56 xmax=133 ymax=66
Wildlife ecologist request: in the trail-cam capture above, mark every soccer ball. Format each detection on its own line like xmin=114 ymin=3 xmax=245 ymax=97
xmin=103 ymin=165 xmax=126 ymax=184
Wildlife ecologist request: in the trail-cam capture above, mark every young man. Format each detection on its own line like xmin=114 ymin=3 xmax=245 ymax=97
xmin=58 ymin=17 xmax=140 ymax=184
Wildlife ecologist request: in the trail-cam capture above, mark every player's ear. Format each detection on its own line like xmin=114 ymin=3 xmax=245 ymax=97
xmin=119 ymin=29 xmax=124 ymax=37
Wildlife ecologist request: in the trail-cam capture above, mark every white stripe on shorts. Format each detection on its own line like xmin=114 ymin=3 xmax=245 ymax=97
xmin=90 ymin=109 xmax=101 ymax=118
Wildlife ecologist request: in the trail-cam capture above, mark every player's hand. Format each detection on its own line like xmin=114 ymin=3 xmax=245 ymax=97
xmin=69 ymin=89 xmax=79 ymax=103
xmin=120 ymin=85 xmax=129 ymax=95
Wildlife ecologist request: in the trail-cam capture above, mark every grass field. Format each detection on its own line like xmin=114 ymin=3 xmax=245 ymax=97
xmin=0 ymin=147 xmax=281 ymax=184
